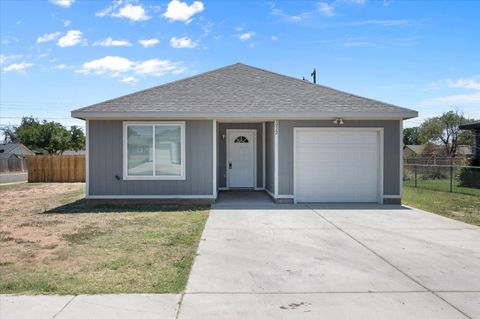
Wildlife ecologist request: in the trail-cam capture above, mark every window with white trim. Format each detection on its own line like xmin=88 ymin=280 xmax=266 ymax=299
xmin=124 ymin=122 xmax=185 ymax=179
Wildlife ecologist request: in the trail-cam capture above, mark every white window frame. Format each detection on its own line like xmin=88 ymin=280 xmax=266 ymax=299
xmin=123 ymin=121 xmax=186 ymax=180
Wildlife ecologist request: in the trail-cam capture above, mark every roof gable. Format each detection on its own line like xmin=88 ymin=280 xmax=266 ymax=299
xmin=0 ymin=143 xmax=35 ymax=158
xmin=72 ymin=63 xmax=417 ymax=120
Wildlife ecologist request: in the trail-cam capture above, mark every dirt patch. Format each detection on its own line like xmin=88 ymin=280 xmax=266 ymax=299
xmin=0 ymin=183 xmax=85 ymax=263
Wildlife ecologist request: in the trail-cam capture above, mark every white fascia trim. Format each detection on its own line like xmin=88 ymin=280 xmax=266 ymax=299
xmin=85 ymin=119 xmax=90 ymax=197
xmin=262 ymin=122 xmax=266 ymax=189
xmin=73 ymin=111 xmax=418 ymax=121
xmin=213 ymin=120 xmax=217 ymax=197
xmin=86 ymin=195 xmax=216 ymax=199
xmin=274 ymin=120 xmax=279 ymax=197
xmin=399 ymin=119 xmax=403 ymax=198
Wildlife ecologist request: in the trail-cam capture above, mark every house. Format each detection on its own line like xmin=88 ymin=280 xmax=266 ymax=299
xmin=459 ymin=121 xmax=480 ymax=163
xmin=403 ymin=144 xmax=472 ymax=158
xmin=403 ymin=145 xmax=425 ymax=158
xmin=71 ymin=63 xmax=418 ymax=204
xmin=62 ymin=150 xmax=86 ymax=156
xmin=0 ymin=143 xmax=35 ymax=173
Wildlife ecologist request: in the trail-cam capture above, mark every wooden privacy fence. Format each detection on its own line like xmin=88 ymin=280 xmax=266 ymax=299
xmin=27 ymin=155 xmax=85 ymax=182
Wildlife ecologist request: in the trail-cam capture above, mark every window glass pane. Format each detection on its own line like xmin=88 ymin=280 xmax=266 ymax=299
xmin=127 ymin=125 xmax=153 ymax=176
xmin=155 ymin=125 xmax=182 ymax=176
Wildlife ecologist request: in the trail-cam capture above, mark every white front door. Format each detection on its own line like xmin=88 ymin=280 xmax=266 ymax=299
xmin=227 ymin=130 xmax=256 ymax=188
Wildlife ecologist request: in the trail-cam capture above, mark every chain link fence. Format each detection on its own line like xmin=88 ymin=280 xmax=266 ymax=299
xmin=403 ymin=164 xmax=480 ymax=196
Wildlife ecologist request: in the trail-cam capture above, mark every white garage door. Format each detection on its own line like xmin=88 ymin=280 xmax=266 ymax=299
xmin=294 ymin=129 xmax=381 ymax=203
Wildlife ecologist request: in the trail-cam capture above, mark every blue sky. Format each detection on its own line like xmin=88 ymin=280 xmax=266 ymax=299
xmin=1 ymin=0 xmax=479 ymax=131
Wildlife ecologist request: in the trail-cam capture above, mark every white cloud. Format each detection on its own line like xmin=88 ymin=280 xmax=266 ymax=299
xmin=121 ymin=76 xmax=139 ymax=84
xmin=134 ymin=59 xmax=184 ymax=75
xmin=420 ymin=93 xmax=480 ymax=106
xmin=318 ymin=2 xmax=335 ymax=16
xmin=163 ymin=0 xmax=204 ymax=23
xmin=57 ymin=30 xmax=86 ymax=47
xmin=170 ymin=36 xmax=197 ymax=48
xmin=430 ymin=76 xmax=480 ymax=91
xmin=63 ymin=19 xmax=71 ymax=26
xmin=349 ymin=19 xmax=410 ymax=26
xmin=235 ymin=26 xmax=243 ymax=31
xmin=271 ymin=36 xmax=278 ymax=41
xmin=114 ymin=4 xmax=149 ymax=21
xmin=422 ymin=76 xmax=480 ymax=107
xmin=50 ymin=0 xmax=75 ymax=8
xmin=79 ymin=56 xmax=134 ymax=76
xmin=269 ymin=2 xmax=312 ymax=23
xmin=93 ymin=37 xmax=132 ymax=47
xmin=97 ymin=2 xmax=150 ymax=22
xmin=138 ymin=38 xmax=160 ymax=48
xmin=449 ymin=77 xmax=480 ymax=90
xmin=0 ymin=54 xmax=23 ymax=65
xmin=3 ymin=62 xmax=33 ymax=73
xmin=78 ymin=56 xmax=185 ymax=81
xmin=37 ymin=32 xmax=61 ymax=43
xmin=238 ymin=32 xmax=255 ymax=41
xmin=54 ymin=64 xmax=68 ymax=69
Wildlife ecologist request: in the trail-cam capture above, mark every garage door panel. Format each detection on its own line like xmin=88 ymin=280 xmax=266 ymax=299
xmin=295 ymin=129 xmax=380 ymax=203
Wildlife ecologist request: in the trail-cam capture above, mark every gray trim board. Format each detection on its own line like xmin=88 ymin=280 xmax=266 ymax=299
xmin=265 ymin=121 xmax=275 ymax=194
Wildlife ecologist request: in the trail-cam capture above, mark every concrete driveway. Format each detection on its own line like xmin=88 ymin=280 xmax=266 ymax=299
xmin=178 ymin=204 xmax=480 ymax=319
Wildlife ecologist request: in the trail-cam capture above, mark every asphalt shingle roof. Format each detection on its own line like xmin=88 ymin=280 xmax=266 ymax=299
xmin=72 ymin=63 xmax=417 ymax=119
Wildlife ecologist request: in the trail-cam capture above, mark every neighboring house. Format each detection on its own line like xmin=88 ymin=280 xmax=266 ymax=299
xmin=403 ymin=145 xmax=425 ymax=158
xmin=72 ymin=63 xmax=418 ymax=204
xmin=459 ymin=121 xmax=480 ymax=162
xmin=404 ymin=144 xmax=472 ymax=158
xmin=0 ymin=143 xmax=35 ymax=173
xmin=62 ymin=150 xmax=86 ymax=155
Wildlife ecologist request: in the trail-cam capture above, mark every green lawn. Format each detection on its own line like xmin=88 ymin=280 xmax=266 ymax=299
xmin=0 ymin=183 xmax=209 ymax=295
xmin=403 ymin=186 xmax=480 ymax=226
xmin=403 ymin=178 xmax=480 ymax=196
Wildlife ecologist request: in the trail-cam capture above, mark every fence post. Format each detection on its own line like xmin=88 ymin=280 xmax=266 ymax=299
xmin=414 ymin=165 xmax=417 ymax=188
xmin=450 ymin=164 xmax=453 ymax=192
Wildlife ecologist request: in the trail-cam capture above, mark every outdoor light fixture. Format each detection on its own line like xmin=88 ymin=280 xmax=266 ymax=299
xmin=221 ymin=133 xmax=226 ymax=140
xmin=333 ymin=118 xmax=344 ymax=125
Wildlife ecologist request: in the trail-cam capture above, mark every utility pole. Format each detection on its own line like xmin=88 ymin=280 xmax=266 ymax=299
xmin=311 ymin=68 xmax=316 ymax=84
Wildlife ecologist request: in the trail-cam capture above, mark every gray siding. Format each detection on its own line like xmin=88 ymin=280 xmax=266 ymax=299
xmin=217 ymin=123 xmax=263 ymax=188
xmin=278 ymin=120 xmax=401 ymax=196
xmin=89 ymin=120 xmax=213 ymax=196
xmin=265 ymin=121 xmax=275 ymax=194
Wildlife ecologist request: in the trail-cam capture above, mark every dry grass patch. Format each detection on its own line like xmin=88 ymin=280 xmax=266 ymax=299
xmin=0 ymin=183 xmax=209 ymax=294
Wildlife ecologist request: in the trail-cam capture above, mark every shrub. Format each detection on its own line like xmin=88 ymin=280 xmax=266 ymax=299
xmin=420 ymin=166 xmax=448 ymax=180
xmin=458 ymin=167 xmax=480 ymax=188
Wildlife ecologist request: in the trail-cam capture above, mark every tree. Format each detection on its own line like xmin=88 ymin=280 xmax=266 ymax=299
xmin=0 ymin=126 xmax=18 ymax=143
xmin=403 ymin=127 xmax=420 ymax=145
xmin=69 ymin=126 xmax=86 ymax=152
xmin=7 ymin=117 xmax=85 ymax=154
xmin=419 ymin=110 xmax=473 ymax=157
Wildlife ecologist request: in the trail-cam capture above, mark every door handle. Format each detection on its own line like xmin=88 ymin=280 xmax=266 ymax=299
xmin=229 ymin=162 xmax=232 ymax=169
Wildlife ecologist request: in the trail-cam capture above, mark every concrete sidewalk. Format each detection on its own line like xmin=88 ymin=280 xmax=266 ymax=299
xmin=0 ymin=294 xmax=180 ymax=319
